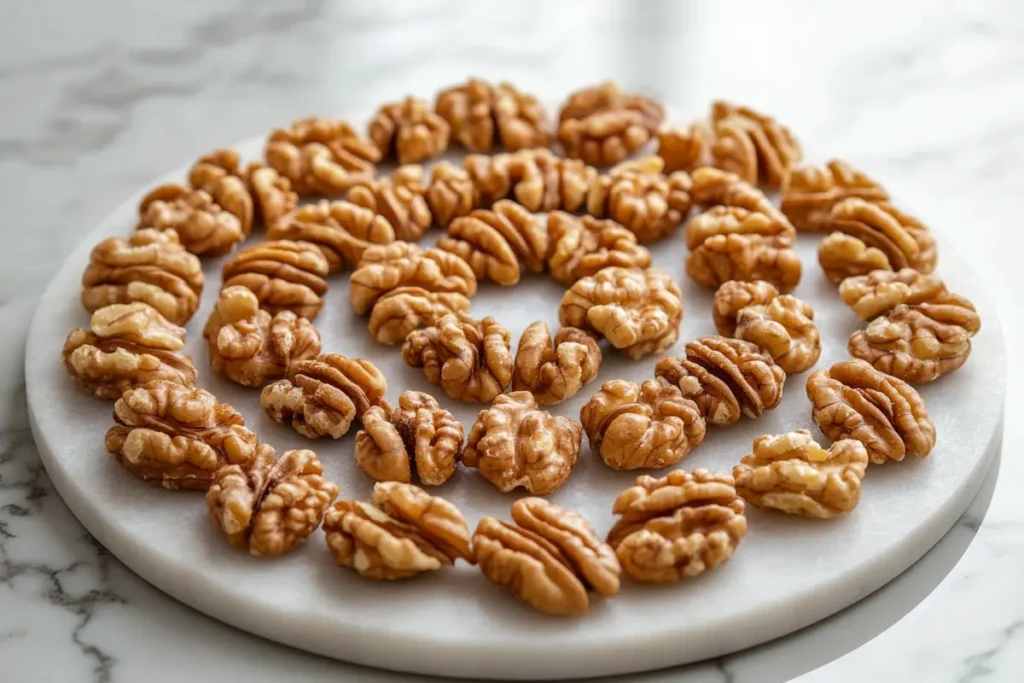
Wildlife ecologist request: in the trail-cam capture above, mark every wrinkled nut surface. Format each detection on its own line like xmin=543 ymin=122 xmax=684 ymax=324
xmin=733 ymin=430 xmax=869 ymax=518
xmin=346 ymin=166 xmax=432 ymax=242
xmin=269 ymin=200 xmax=395 ymax=272
xmin=656 ymin=121 xmax=714 ymax=173
xmin=655 ymin=336 xmax=786 ymax=426
xmin=354 ymin=391 xmax=464 ymax=486
xmin=708 ymin=101 xmax=803 ymax=189
xmin=736 ymin=295 xmax=821 ymax=374
xmin=819 ymin=199 xmax=937 ymax=284
xmin=508 ymin=149 xmax=597 ymax=213
xmin=261 ymin=353 xmax=389 ymax=439
xmin=246 ymin=162 xmax=298 ymax=228
xmin=105 ymin=380 xmax=258 ymax=490
xmin=712 ymin=280 xmax=780 ymax=337
xmin=81 ymin=229 xmax=204 ymax=325
xmin=367 ymin=286 xmax=471 ymax=345
xmin=350 ymin=247 xmax=478 ymax=315
xmin=402 ymin=314 xmax=513 ymax=403
xmin=559 ymin=266 xmax=683 ymax=359
xmin=187 ymin=149 xmax=255 ymax=235
xmin=435 ymin=78 xmax=549 ymax=153
xmin=63 ymin=303 xmax=197 ymax=400
xmin=463 ymin=391 xmax=582 ymax=494
xmin=323 ymin=482 xmax=472 ymax=580
xmin=806 ymin=359 xmax=936 ymax=464
xmin=368 ymin=96 xmax=450 ymax=164
xmin=606 ymin=469 xmax=747 ymax=583
xmin=781 ymin=159 xmax=889 ymax=232
xmin=206 ymin=445 xmax=339 ymax=556
xmin=690 ymin=167 xmax=791 ymax=228
xmin=138 ymin=184 xmax=244 ymax=256
xmin=221 ymin=240 xmax=329 ymax=320
xmin=580 ymin=378 xmax=706 ymax=470
xmin=685 ymin=206 xmax=801 ymax=293
xmin=512 ymin=322 xmax=601 ymax=405
xmin=586 ymin=156 xmax=693 ymax=242
xmin=202 ymin=286 xmax=321 ymax=387
xmin=545 ymin=212 xmax=651 ymax=285
xmin=838 ymin=268 xmax=978 ymax=322
xmin=265 ymin=117 xmax=380 ymax=196
xmin=556 ymin=81 xmax=665 ymax=165
xmin=437 ymin=200 xmax=546 ymax=286
xmin=426 ymin=161 xmax=478 ymax=227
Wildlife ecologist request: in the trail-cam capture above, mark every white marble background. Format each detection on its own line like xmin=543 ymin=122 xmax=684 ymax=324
xmin=1 ymin=0 xmax=1022 ymax=681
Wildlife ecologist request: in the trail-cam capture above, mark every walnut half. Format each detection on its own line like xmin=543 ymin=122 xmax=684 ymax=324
xmin=545 ymin=212 xmax=651 ymax=285
xmin=221 ymin=240 xmax=330 ymax=320
xmin=512 ymin=322 xmax=601 ymax=405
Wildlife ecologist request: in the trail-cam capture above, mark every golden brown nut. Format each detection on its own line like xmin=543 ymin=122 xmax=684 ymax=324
xmin=733 ymin=430 xmax=868 ymax=518
xmin=558 ymin=266 xmax=683 ymax=359
xmin=546 ymin=212 xmax=651 ymax=285
xmin=806 ymin=359 xmax=936 ymax=463
xmin=265 ymin=117 xmax=380 ymax=196
xmin=838 ymin=268 xmax=977 ymax=322
xmin=474 ymin=499 xmax=620 ymax=617
xmin=437 ymin=200 xmax=546 ymax=286
xmin=712 ymin=280 xmax=780 ymax=337
xmin=819 ymin=199 xmax=936 ymax=284
xmin=512 ymin=322 xmax=601 ymax=405
xmin=402 ymin=314 xmax=512 ymax=403
xmin=736 ymin=295 xmax=821 ymax=374
xmin=206 ymin=445 xmax=339 ymax=556
xmin=506 ymin=149 xmax=597 ymax=213
xmin=557 ymin=81 xmax=664 ymax=165
xmin=357 ymin=239 xmax=424 ymax=265
xmin=187 ymin=149 xmax=255 ymax=235
xmin=463 ymin=152 xmax=515 ymax=207
xmin=202 ymin=286 xmax=321 ymax=387
xmin=656 ymin=121 xmax=714 ymax=173
xmin=435 ymin=78 xmax=549 ymax=153
xmin=586 ymin=156 xmax=693 ymax=242
xmin=689 ymin=166 xmax=791 ymax=228
xmin=366 ymin=286 xmax=471 ymax=345
xmin=368 ymin=96 xmax=450 ymax=164
xmin=261 ymin=353 xmax=389 ymax=439
xmin=138 ymin=185 xmax=244 ymax=257
xmin=350 ymin=247 xmax=477 ymax=315
xmin=346 ymin=165 xmax=431 ymax=242
xmin=606 ymin=469 xmax=747 ymax=583
xmin=580 ymin=378 xmax=706 ymax=470
xmin=655 ymin=336 xmax=786 ymax=426
xmin=81 ymin=229 xmax=204 ymax=325
xmin=425 ymin=161 xmax=478 ymax=227
xmin=245 ymin=162 xmax=298 ymax=228
xmin=463 ymin=391 xmax=582 ymax=494
xmin=221 ymin=240 xmax=329 ymax=320
xmin=685 ymin=207 xmax=801 ymax=293
xmin=269 ymin=200 xmax=395 ymax=272
xmin=708 ymin=101 xmax=802 ymax=189
xmin=105 ymin=380 xmax=258 ymax=490
xmin=781 ymin=159 xmax=889 ymax=232
xmin=63 ymin=303 xmax=197 ymax=400
xmin=323 ymin=482 xmax=472 ymax=580
xmin=354 ymin=391 xmax=463 ymax=486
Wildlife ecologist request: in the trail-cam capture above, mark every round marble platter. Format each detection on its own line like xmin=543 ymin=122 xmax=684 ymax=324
xmin=26 ymin=132 xmax=1005 ymax=680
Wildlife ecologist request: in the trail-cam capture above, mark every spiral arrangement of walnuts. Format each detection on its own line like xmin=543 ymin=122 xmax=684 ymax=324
xmin=59 ymin=79 xmax=978 ymax=621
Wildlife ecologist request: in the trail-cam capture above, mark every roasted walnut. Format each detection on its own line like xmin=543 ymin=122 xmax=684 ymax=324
xmin=426 ymin=161 xmax=478 ymax=227
xmin=735 ymin=295 xmax=821 ymax=374
xmin=685 ymin=206 xmax=801 ymax=293
xmin=580 ymin=378 xmax=706 ymax=470
xmin=806 ymin=359 xmax=936 ymax=463
xmin=187 ymin=149 xmax=255 ymax=235
xmin=733 ymin=430 xmax=868 ymax=518
xmin=402 ymin=314 xmax=512 ymax=403
xmin=546 ymin=212 xmax=652 ymax=285
xmin=350 ymin=247 xmax=477 ymax=315
xmin=202 ymin=286 xmax=321 ymax=387
xmin=711 ymin=280 xmax=780 ymax=337
xmin=265 ymin=117 xmax=380 ymax=196
xmin=606 ymin=469 xmax=747 ymax=583
xmin=557 ymin=81 xmax=664 ymax=165
xmin=837 ymin=268 xmax=978 ymax=323
xmin=368 ymin=96 xmax=450 ymax=164
xmin=781 ymin=159 xmax=889 ymax=232
xmin=367 ymin=286 xmax=471 ymax=345
xmin=437 ymin=200 xmax=546 ymax=286
xmin=81 ymin=229 xmax=204 ymax=325
xmin=558 ymin=266 xmax=683 ymax=359
xmin=323 ymin=482 xmax=472 ymax=580
xmin=346 ymin=165 xmax=431 ymax=242
xmin=435 ymin=78 xmax=549 ymax=153
xmin=819 ymin=199 xmax=937 ymax=284
xmin=221 ymin=240 xmax=329 ymax=320
xmin=707 ymin=101 xmax=802 ymax=189
xmin=463 ymin=391 xmax=582 ymax=494
xmin=206 ymin=445 xmax=339 ymax=556
xmin=586 ymin=156 xmax=693 ymax=242
xmin=474 ymin=499 xmax=620 ymax=617
xmin=63 ymin=303 xmax=197 ymax=401
xmin=689 ymin=166 xmax=791 ymax=228
xmin=656 ymin=121 xmax=714 ymax=173
xmin=655 ymin=336 xmax=786 ymax=426
xmin=245 ymin=162 xmax=298 ymax=228
xmin=138 ymin=185 xmax=244 ymax=257
xmin=512 ymin=322 xmax=600 ymax=405
xmin=354 ymin=391 xmax=463 ymax=486
xmin=269 ymin=199 xmax=395 ymax=272
xmin=261 ymin=353 xmax=389 ymax=439
xmin=105 ymin=380 xmax=258 ymax=490
xmin=507 ymin=149 xmax=597 ymax=213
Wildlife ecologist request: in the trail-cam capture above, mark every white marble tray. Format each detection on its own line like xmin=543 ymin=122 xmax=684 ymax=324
xmin=25 ymin=136 xmax=1005 ymax=680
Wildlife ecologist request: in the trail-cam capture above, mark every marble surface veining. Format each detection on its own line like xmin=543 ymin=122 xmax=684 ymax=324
xmin=1 ymin=1 xmax=1022 ymax=681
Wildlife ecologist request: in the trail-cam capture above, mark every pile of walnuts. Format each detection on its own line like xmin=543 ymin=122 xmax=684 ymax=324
xmin=59 ymin=78 xmax=978 ymax=621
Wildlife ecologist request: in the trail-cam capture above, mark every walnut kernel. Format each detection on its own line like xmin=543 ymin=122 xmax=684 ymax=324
xmin=221 ymin=240 xmax=329 ymax=319
xmin=368 ymin=96 xmax=450 ymax=164
xmin=138 ymin=185 xmax=244 ymax=256
xmin=350 ymin=247 xmax=477 ymax=315
xmin=269 ymin=200 xmax=395 ymax=272
xmin=437 ymin=200 xmax=546 ymax=285
xmin=781 ymin=159 xmax=889 ymax=232
xmin=265 ymin=117 xmax=379 ymax=196
xmin=346 ymin=165 xmax=432 ymax=242
xmin=367 ymin=286 xmax=471 ymax=345
xmin=545 ymin=212 xmax=651 ymax=285
xmin=512 ymin=322 xmax=601 ymax=405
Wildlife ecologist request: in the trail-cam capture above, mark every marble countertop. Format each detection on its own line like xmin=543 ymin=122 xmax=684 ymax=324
xmin=1 ymin=1 xmax=1021 ymax=681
